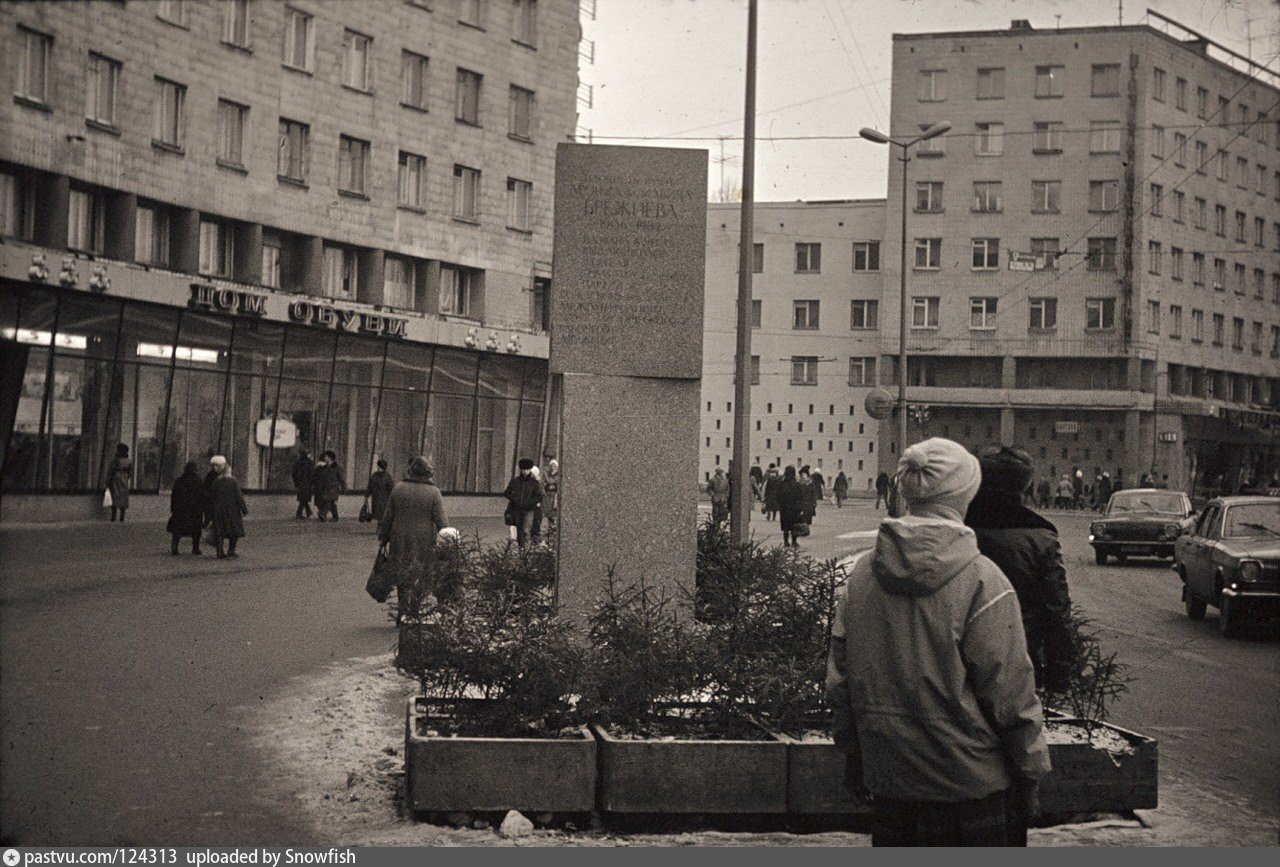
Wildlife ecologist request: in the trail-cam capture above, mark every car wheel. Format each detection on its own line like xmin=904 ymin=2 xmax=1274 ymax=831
xmin=1095 ymin=549 xmax=1107 ymax=565
xmin=1185 ymin=590 xmax=1207 ymax=621
xmin=1218 ymin=596 xmax=1246 ymax=639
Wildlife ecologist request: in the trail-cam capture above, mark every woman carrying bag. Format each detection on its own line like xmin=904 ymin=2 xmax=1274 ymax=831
xmin=371 ymin=456 xmax=447 ymax=604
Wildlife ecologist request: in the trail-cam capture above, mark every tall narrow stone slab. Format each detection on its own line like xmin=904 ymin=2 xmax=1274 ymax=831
xmin=550 ymin=143 xmax=707 ymax=619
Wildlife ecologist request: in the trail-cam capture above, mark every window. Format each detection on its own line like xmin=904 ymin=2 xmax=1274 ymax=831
xmin=1234 ymin=263 xmax=1247 ymax=294
xmin=915 ymin=181 xmax=943 ymax=212
xmin=1147 ymin=300 xmax=1160 ymax=334
xmin=1173 ymin=132 xmax=1187 ymax=165
xmin=453 ymin=164 xmax=480 ymax=220
xmin=976 ymin=67 xmax=1005 ymax=99
xmin=852 ymin=241 xmax=879 ymax=271
xmin=1170 ymin=246 xmax=1183 ymax=280
xmin=0 ymin=171 xmax=33 ymax=240
xmin=1089 ymin=120 xmax=1121 ymax=153
xmin=1030 ymin=237 xmax=1059 ymax=269
xmin=383 ymin=256 xmax=418 ymax=310
xmin=1273 ymin=325 xmax=1280 ymax=357
xmin=67 ymin=188 xmax=104 ymax=253
xmin=86 ymin=54 xmax=120 ymax=126
xmin=1197 ymin=86 xmax=1208 ymax=118
xmin=1151 ymin=124 xmax=1164 ymax=158
xmin=751 ymin=299 xmax=761 ymax=328
xmin=971 ymin=238 xmax=999 ymax=269
xmin=440 ymin=264 xmax=479 ymax=316
xmin=513 ymin=0 xmax=537 ymax=46
xmin=1147 ymin=241 xmax=1161 ymax=274
xmin=850 ymin=300 xmax=878 ymax=329
xmin=153 ymin=78 xmax=186 ymax=149
xmin=1086 ymin=298 xmax=1115 ymax=329
xmin=277 ymin=118 xmax=309 ymax=182
xmin=974 ymin=122 xmax=1003 ymax=155
xmin=1035 ymin=65 xmax=1064 ymax=97
xmin=750 ymin=356 xmax=760 ymax=386
xmin=1237 ymin=156 xmax=1249 ymax=188
xmin=1150 ymin=183 xmax=1164 ymax=217
xmin=1213 ymin=258 xmax=1226 ymax=290
xmin=1091 ymin=64 xmax=1120 ymax=97
xmin=1032 ymin=121 xmax=1063 ymax=151
xmin=914 ymin=238 xmax=941 ymax=269
xmin=1194 ymin=197 xmax=1206 ymax=228
xmin=1259 ymin=164 xmax=1268 ymax=196
xmin=970 ymin=297 xmax=997 ymax=329
xmin=1253 ymin=322 xmax=1264 ymax=354
xmin=791 ymin=357 xmax=818 ymax=386
xmin=1171 ymin=190 xmax=1184 ymax=222
xmin=917 ymin=123 xmax=945 ymax=155
xmin=1214 ymin=204 xmax=1227 ymax=236
xmin=282 ymin=7 xmax=314 ymax=71
xmin=1175 ymin=77 xmax=1187 ymax=110
xmin=1151 ymin=67 xmax=1165 ymax=101
xmin=1087 ymin=237 xmax=1116 ymax=270
xmin=795 ymin=242 xmax=821 ymax=272
xmin=398 ymin=151 xmax=427 ymax=208
xmin=156 ymin=0 xmax=187 ymax=25
xmin=261 ymin=235 xmax=280 ymax=288
xmin=1088 ymin=180 xmax=1119 ymax=211
xmin=1253 ymin=268 xmax=1265 ymax=299
xmin=1192 ymin=252 xmax=1205 ymax=283
xmin=506 ymin=177 xmax=532 ymax=230
xmin=1029 ymin=297 xmax=1057 ymax=330
xmin=1218 ymin=95 xmax=1229 ymax=122
xmin=1234 ymin=210 xmax=1246 ymax=243
xmin=217 ymin=100 xmax=247 ymax=167
xmin=342 ymin=30 xmax=373 ymax=91
xmin=321 ymin=245 xmax=359 ymax=299
xmin=1030 ymin=180 xmax=1060 ymax=213
xmin=1253 ymin=216 xmax=1265 ymax=247
xmin=337 ymin=135 xmax=370 ymax=195
xmin=198 ymin=219 xmax=234 ymax=277
xmin=401 ymin=51 xmax=430 ymax=110
xmin=1212 ymin=313 xmax=1224 ymax=345
xmin=134 ymin=204 xmax=170 ymax=266
xmin=849 ymin=358 xmax=876 ymax=386
xmin=1169 ymin=305 xmax=1182 ymax=338
xmin=918 ymin=69 xmax=946 ymax=101
xmin=223 ymin=0 xmax=250 ymax=47
xmin=509 ymin=85 xmax=534 ymax=139
xmin=456 ymin=68 xmax=482 ymax=124
xmin=1231 ymin=317 xmax=1244 ymax=351
xmin=752 ymin=243 xmax=764 ymax=273
xmin=792 ymin=300 xmax=819 ymax=330
xmin=911 ymin=297 xmax=940 ymax=329
xmin=1218 ymin=149 xmax=1229 ymax=181
xmin=16 ymin=27 xmax=51 ymax=104
xmin=972 ymin=181 xmax=1002 ymax=212
xmin=459 ymin=0 xmax=485 ymax=27
xmin=1195 ymin=139 xmax=1208 ymax=172
xmin=1191 ymin=309 xmax=1204 ymax=342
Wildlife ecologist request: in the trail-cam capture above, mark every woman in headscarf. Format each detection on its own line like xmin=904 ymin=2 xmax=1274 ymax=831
xmin=107 ymin=443 xmax=132 ymax=522
xmin=207 ymin=462 xmax=248 ymax=558
xmin=378 ymin=456 xmax=448 ymax=566
xmin=167 ymin=461 xmax=205 ymax=555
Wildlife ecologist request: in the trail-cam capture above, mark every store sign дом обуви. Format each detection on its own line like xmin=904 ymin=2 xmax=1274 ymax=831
xmin=187 ymin=282 xmax=408 ymax=338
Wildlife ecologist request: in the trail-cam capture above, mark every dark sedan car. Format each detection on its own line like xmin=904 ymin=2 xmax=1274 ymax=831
xmin=1174 ymin=496 xmax=1280 ymax=638
xmin=1089 ymin=489 xmax=1195 ymax=565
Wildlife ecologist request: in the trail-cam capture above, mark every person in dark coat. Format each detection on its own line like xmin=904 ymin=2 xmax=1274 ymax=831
xmin=378 ymin=456 xmax=448 ymax=567
xmin=833 ymin=471 xmax=849 ymax=508
xmin=763 ymin=465 xmax=780 ymax=520
xmin=1095 ymin=472 xmax=1113 ymax=512
xmin=167 ymin=461 xmax=205 ymax=555
xmin=207 ymin=462 xmax=248 ymax=558
xmin=203 ymin=454 xmax=227 ymax=523
xmin=811 ymin=463 xmax=826 ymax=505
xmin=292 ymin=449 xmax=314 ymax=519
xmin=107 ymin=443 xmax=132 ymax=522
xmin=750 ymin=462 xmax=764 ymax=502
xmin=798 ymin=467 xmax=818 ymax=525
xmin=368 ymin=459 xmax=394 ymax=522
xmin=503 ymin=458 xmax=543 ymax=549
xmin=776 ymin=466 xmax=807 ymax=547
xmin=313 ymin=451 xmax=343 ymax=522
xmin=965 ymin=446 xmax=1075 ymax=696
xmin=874 ymin=472 xmax=890 ymax=510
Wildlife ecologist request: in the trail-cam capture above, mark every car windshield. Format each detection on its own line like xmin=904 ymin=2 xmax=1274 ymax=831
xmin=1107 ymin=492 xmax=1185 ymax=515
xmin=1222 ymin=502 xmax=1280 ymax=538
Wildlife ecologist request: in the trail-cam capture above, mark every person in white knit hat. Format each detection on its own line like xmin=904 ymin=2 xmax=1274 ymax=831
xmin=826 ymin=437 xmax=1049 ymax=846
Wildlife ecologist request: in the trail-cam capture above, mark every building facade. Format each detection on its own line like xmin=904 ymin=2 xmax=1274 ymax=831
xmin=701 ymin=200 xmax=885 ymax=492
xmin=876 ymin=17 xmax=1279 ymax=494
xmin=0 ymin=0 xmax=579 ymax=519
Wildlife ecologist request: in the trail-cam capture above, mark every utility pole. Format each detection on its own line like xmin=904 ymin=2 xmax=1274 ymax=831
xmin=730 ymin=0 xmax=757 ymax=544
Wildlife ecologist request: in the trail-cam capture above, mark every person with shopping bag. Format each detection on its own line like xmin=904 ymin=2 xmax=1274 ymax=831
xmin=371 ymin=456 xmax=448 ymax=603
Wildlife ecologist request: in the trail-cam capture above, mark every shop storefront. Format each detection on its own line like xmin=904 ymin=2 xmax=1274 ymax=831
xmin=0 ymin=282 xmax=548 ymax=500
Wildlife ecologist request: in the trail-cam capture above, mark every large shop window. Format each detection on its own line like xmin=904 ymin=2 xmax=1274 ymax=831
xmin=1 ymin=286 xmax=548 ymax=496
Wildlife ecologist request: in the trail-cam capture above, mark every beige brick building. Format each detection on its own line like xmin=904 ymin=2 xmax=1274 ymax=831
xmin=0 ymin=0 xmax=579 ymax=518
xmin=876 ymin=17 xmax=1279 ymax=495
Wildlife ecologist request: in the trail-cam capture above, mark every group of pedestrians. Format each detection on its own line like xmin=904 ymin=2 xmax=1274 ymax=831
xmin=165 ymin=454 xmax=248 ymax=558
xmin=291 ymin=450 xmax=345 ymax=521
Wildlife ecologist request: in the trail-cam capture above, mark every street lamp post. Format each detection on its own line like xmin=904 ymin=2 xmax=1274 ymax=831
xmin=859 ymin=122 xmax=951 ymax=460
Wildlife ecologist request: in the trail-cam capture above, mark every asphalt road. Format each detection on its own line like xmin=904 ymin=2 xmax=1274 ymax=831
xmin=1 ymin=502 xmax=1276 ymax=844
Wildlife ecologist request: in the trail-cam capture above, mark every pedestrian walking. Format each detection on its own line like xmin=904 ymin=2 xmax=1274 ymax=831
xmin=750 ymin=462 xmax=764 ymax=502
xmin=207 ymin=463 xmax=248 ymax=558
xmin=833 ymin=471 xmax=849 ymax=508
xmin=529 ymin=463 xmax=545 ymax=543
xmin=503 ymin=458 xmax=543 ymax=550
xmin=1055 ymin=475 xmax=1073 ymax=510
xmin=874 ymin=472 xmax=890 ymax=511
xmin=776 ymin=465 xmax=807 ymax=547
xmin=1095 ymin=472 xmax=1113 ymax=512
xmin=965 ymin=447 xmax=1075 ymax=694
xmin=826 ymin=437 xmax=1049 ymax=846
xmin=1072 ymin=469 xmax=1084 ymax=510
xmin=313 ymin=451 xmax=343 ymax=522
xmin=763 ymin=465 xmax=780 ymax=520
xmin=292 ymin=449 xmax=314 ymax=519
xmin=367 ymin=459 xmax=394 ymax=523
xmin=811 ymin=462 xmax=827 ymax=504
xmin=799 ymin=467 xmax=818 ymax=526
xmin=542 ymin=458 xmax=560 ymax=535
xmin=203 ymin=454 xmax=227 ymax=525
xmin=107 ymin=443 xmax=132 ymax=522
xmin=708 ymin=467 xmax=730 ymax=526
xmin=167 ymin=461 xmax=204 ymax=555
xmin=378 ymin=456 xmax=447 ymax=567
xmin=1036 ymin=476 xmax=1053 ymax=510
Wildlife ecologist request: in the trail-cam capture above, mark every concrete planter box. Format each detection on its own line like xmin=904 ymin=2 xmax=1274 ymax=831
xmin=591 ymin=720 xmax=788 ymax=814
xmin=775 ymin=733 xmax=871 ymax=815
xmin=1040 ymin=718 xmax=1158 ymax=815
xmin=404 ymin=698 xmax=597 ymax=813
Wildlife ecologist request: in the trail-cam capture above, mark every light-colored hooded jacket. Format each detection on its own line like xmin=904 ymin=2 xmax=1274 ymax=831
xmin=826 ymin=515 xmax=1050 ymax=802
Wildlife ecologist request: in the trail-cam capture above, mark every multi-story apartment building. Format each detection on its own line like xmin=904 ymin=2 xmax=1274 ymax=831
xmin=0 ymin=0 xmax=579 ymax=520
xmin=877 ymin=16 xmax=1279 ymax=494
xmin=701 ymin=200 xmax=885 ymax=492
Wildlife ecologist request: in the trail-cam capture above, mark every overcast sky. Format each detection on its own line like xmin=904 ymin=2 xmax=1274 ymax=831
xmin=579 ymin=0 xmax=1280 ymax=201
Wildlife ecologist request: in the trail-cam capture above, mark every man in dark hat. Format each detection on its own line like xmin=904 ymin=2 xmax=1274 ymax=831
xmin=503 ymin=457 xmax=543 ymax=550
